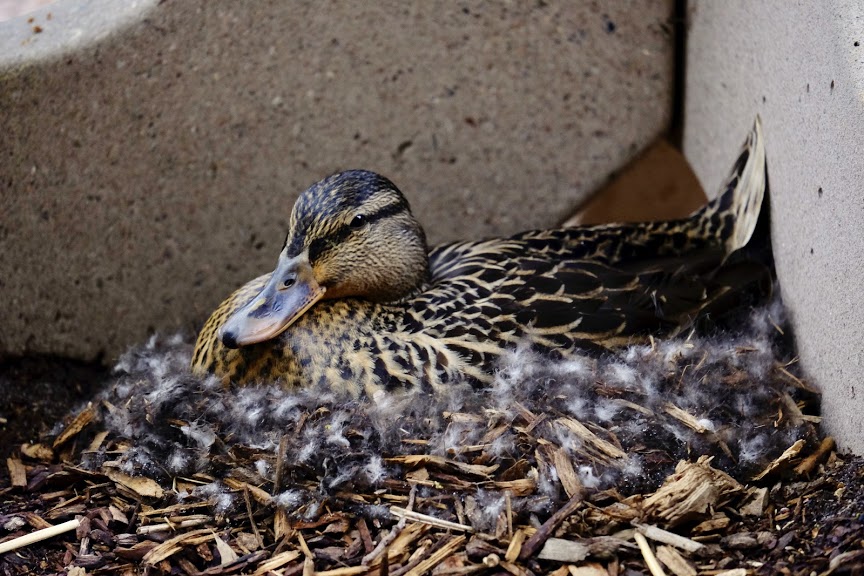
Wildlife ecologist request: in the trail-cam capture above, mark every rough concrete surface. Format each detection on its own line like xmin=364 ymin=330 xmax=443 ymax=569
xmin=0 ymin=0 xmax=674 ymax=361
xmin=0 ymin=0 xmax=56 ymax=22
xmin=685 ymin=1 xmax=864 ymax=453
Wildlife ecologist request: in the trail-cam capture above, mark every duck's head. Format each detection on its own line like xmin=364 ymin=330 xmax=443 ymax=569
xmin=219 ymin=170 xmax=429 ymax=348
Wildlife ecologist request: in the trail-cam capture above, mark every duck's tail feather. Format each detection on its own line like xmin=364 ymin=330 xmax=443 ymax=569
xmin=693 ymin=116 xmax=767 ymax=253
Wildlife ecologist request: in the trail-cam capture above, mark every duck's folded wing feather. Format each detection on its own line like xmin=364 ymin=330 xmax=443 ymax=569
xmin=425 ymin=239 xmax=771 ymax=354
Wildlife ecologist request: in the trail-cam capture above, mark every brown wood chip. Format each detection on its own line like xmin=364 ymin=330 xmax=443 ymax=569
xmin=252 ymin=550 xmax=301 ymax=575
xmin=106 ymin=469 xmax=164 ymax=499
xmin=53 ymin=404 xmax=96 ymax=448
xmin=739 ymin=487 xmax=769 ymax=517
xmin=536 ymin=537 xmax=590 ymax=563
xmin=224 ymin=478 xmax=271 ymax=505
xmin=642 ymin=457 xmax=742 ymax=527
xmin=752 ymin=439 xmax=806 ymax=481
xmin=554 ymin=417 xmax=626 ymax=460
xmin=20 ymin=443 xmax=54 ymax=461
xmin=692 ymin=514 xmax=730 ymax=534
xmin=142 ymin=528 xmax=215 ymax=565
xmin=214 ymin=534 xmax=240 ymax=565
xmin=794 ymin=436 xmax=835 ymax=476
xmin=566 ymin=564 xmax=609 ymax=576
xmin=663 ymin=402 xmax=709 ymax=434
xmin=387 ymin=455 xmax=498 ymax=477
xmin=552 ymin=447 xmax=584 ymax=499
xmin=403 ymin=534 xmax=466 ymax=576
xmin=655 ymin=545 xmax=697 ymax=576
xmin=7 ymin=457 xmax=27 ymax=488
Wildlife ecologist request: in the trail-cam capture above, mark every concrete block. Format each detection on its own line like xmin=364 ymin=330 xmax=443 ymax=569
xmin=684 ymin=1 xmax=864 ymax=453
xmin=0 ymin=1 xmax=673 ymax=361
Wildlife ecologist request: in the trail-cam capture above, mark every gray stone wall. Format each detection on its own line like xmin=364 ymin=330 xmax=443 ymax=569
xmin=0 ymin=0 xmax=673 ymax=361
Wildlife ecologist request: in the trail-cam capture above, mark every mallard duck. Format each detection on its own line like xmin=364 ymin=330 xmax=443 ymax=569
xmin=192 ymin=119 xmax=768 ymax=396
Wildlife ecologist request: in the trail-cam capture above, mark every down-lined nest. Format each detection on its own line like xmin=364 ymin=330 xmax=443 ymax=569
xmin=97 ymin=296 xmax=817 ymax=500
xmin=3 ymin=294 xmax=856 ymax=575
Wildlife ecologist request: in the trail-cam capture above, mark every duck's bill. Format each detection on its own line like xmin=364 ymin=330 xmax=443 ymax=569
xmin=218 ymin=252 xmax=325 ymax=348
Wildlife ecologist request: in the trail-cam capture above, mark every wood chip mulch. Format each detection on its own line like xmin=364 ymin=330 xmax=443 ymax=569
xmin=1 ymin=403 xmax=862 ymax=576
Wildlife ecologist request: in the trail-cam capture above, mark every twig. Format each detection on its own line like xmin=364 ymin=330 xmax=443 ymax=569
xmin=391 ymin=534 xmax=451 ymax=576
xmin=0 ymin=518 xmax=81 ymax=555
xmin=390 ymin=506 xmax=475 ymax=533
xmin=635 ymin=532 xmax=667 ymax=576
xmin=297 ymin=531 xmax=313 ymax=559
xmin=633 ymin=523 xmax=704 ymax=553
xmin=403 ymin=535 xmax=467 ymax=576
xmin=363 ymin=484 xmax=418 ymax=566
xmin=243 ymin=485 xmax=265 ymax=550
xmin=518 ymin=489 xmax=584 ymax=560
xmin=505 ymin=491 xmax=513 ymax=539
xmin=357 ymin=517 xmax=375 ymax=554
xmin=127 ymin=501 xmax=141 ymax=532
xmin=363 ymin=521 xmax=403 ymax=567
xmin=273 ymin=434 xmax=289 ymax=496
xmin=136 ymin=516 xmax=210 ymax=534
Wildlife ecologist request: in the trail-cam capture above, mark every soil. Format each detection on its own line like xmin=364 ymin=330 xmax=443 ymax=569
xmin=0 ymin=356 xmax=108 ymax=480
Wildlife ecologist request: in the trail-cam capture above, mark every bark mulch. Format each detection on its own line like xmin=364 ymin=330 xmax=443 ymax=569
xmin=0 ymin=352 xmax=862 ymax=576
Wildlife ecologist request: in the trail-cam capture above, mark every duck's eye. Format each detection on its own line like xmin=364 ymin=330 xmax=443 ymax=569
xmin=350 ymin=214 xmax=367 ymax=228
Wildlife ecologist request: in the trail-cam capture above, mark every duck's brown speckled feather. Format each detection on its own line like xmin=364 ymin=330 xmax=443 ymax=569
xmin=192 ymin=119 xmax=768 ymax=396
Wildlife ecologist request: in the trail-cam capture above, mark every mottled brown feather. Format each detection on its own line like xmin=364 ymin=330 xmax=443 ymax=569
xmin=192 ymin=119 xmax=768 ymax=396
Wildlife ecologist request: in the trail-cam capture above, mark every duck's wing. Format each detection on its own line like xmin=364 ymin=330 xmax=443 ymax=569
xmin=419 ymin=245 xmax=772 ymax=378
xmin=423 ymin=117 xmax=769 ymax=354
xmin=428 ymin=117 xmax=766 ymax=281
xmin=510 ymin=248 xmax=771 ymax=349
xmin=527 ymin=117 xmax=766 ymax=264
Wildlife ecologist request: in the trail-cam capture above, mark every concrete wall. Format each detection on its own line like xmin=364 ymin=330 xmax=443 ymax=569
xmin=685 ymin=1 xmax=864 ymax=453
xmin=0 ymin=0 xmax=674 ymax=361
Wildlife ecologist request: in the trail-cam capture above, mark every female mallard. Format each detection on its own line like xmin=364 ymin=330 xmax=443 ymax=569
xmin=192 ymin=119 xmax=768 ymax=396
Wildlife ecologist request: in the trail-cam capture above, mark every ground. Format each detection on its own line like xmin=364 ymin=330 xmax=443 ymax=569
xmin=1 ymin=356 xmax=863 ymax=575
xmin=0 ymin=356 xmax=107 ymax=457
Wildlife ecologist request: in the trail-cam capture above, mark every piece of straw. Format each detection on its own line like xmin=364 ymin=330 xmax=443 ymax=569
xmin=0 ymin=518 xmax=81 ymax=555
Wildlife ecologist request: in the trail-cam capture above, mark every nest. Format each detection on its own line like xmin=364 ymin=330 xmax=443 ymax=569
xmin=3 ymin=296 xmax=862 ymax=575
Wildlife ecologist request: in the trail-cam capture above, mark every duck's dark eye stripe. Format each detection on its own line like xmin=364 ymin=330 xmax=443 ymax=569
xmin=338 ymin=201 xmax=408 ymax=238
xmin=308 ymin=200 xmax=408 ymax=263
xmin=357 ymin=199 xmax=409 ymax=227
